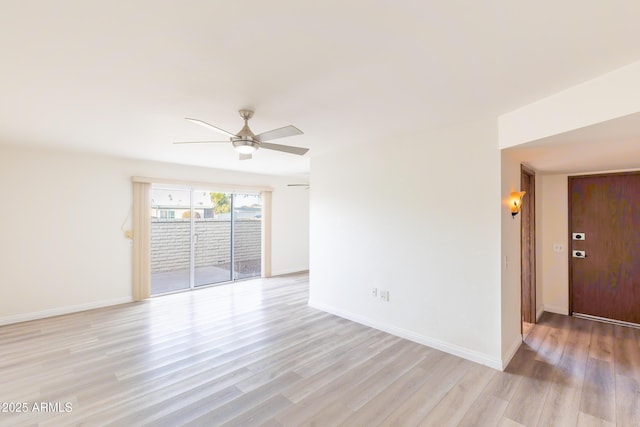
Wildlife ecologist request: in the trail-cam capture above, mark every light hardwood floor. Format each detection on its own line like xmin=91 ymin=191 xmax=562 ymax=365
xmin=1 ymin=273 xmax=639 ymax=426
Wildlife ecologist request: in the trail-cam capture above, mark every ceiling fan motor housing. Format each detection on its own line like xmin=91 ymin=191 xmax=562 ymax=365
xmin=233 ymin=110 xmax=260 ymax=154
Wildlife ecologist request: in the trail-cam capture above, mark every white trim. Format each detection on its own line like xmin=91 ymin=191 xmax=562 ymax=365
xmin=308 ymin=299 xmax=503 ymax=371
xmin=544 ymin=304 xmax=569 ymax=315
xmin=502 ymin=335 xmax=523 ymax=370
xmin=0 ymin=297 xmax=133 ymax=326
xmin=272 ymin=267 xmax=309 ymax=277
xmin=131 ymin=176 xmax=272 ymax=192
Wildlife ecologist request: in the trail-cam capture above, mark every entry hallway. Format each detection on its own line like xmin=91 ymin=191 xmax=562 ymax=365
xmin=1 ymin=273 xmax=639 ymax=426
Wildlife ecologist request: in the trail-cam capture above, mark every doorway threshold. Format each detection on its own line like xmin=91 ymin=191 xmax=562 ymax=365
xmin=573 ymin=312 xmax=640 ymax=329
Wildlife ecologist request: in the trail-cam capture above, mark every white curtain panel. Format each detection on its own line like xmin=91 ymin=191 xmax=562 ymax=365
xmin=132 ymin=181 xmax=151 ymax=301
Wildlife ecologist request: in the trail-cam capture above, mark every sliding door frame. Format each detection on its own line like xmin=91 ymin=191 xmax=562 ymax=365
xmin=133 ymin=176 xmax=273 ymax=298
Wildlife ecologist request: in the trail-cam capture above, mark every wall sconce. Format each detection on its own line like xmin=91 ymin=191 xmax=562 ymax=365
xmin=509 ymin=191 xmax=526 ymax=218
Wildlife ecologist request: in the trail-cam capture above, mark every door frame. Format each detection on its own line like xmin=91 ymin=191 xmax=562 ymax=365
xmin=149 ymin=185 xmax=266 ymax=295
xmin=521 ymin=164 xmax=536 ymax=324
xmin=568 ymin=175 xmax=575 ymax=315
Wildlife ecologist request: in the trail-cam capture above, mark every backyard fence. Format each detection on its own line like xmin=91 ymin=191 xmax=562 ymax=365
xmin=151 ymin=219 xmax=261 ymax=273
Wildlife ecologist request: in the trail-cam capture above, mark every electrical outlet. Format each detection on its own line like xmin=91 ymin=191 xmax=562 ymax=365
xmin=380 ymin=290 xmax=390 ymax=302
xmin=553 ymin=243 xmax=564 ymax=252
xmin=371 ymin=288 xmax=378 ymax=298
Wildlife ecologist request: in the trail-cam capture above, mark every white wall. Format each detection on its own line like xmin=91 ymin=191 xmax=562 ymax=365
xmin=535 ymin=175 xmax=544 ymax=317
xmin=271 ymin=183 xmax=309 ymax=276
xmin=0 ymin=144 xmax=309 ymax=325
xmin=500 ymin=151 xmax=524 ymax=367
xmin=538 ymin=174 xmax=569 ymax=315
xmin=309 ymin=119 xmax=505 ymax=369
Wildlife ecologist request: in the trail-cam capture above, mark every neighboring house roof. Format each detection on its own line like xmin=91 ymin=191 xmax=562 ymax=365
xmin=151 ymin=189 xmax=214 ymax=209
xmin=152 ymin=190 xmax=262 ymax=215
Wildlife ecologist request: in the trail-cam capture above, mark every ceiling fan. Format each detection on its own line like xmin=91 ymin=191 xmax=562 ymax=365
xmin=174 ymin=109 xmax=309 ymax=160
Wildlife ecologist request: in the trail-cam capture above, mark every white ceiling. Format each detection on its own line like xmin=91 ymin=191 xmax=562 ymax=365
xmin=1 ymin=1 xmax=640 ymax=176
xmin=506 ymin=112 xmax=640 ymax=174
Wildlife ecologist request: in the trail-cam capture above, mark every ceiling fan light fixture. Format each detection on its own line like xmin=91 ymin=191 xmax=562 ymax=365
xmin=232 ymin=138 xmax=259 ymax=154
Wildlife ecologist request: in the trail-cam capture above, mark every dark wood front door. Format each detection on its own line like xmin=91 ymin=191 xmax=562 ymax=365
xmin=569 ymin=172 xmax=640 ymax=324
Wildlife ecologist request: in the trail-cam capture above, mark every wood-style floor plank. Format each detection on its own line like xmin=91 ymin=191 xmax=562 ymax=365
xmin=590 ymin=321 xmax=615 ymax=362
xmin=417 ymin=362 xmax=496 ymax=426
xmin=614 ymin=334 xmax=640 ymax=382
xmin=457 ymin=394 xmax=509 ymax=427
xmin=577 ymin=411 xmax=616 ymax=427
xmin=273 ymin=339 xmax=413 ymax=426
xmin=580 ymin=359 xmax=616 ymax=422
xmin=377 ymin=353 xmax=471 ymax=426
xmin=614 ymin=374 xmax=640 ymax=427
xmin=536 ymin=319 xmax=591 ymax=427
xmin=502 ymin=358 xmax=554 ymax=426
xmin=1 ymin=273 xmax=640 ymax=426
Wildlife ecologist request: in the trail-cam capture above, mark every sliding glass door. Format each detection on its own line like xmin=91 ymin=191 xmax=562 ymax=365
xmin=194 ymin=191 xmax=232 ymax=287
xmin=150 ymin=187 xmax=192 ymax=294
xmin=150 ymin=186 xmax=262 ymax=295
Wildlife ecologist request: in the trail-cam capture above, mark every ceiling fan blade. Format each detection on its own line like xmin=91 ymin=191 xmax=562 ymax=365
xmin=256 ymin=125 xmax=303 ymax=142
xmin=239 ymin=153 xmax=252 ymax=160
xmin=261 ymin=142 xmax=309 ymax=156
xmin=185 ymin=118 xmax=236 ymax=138
xmin=173 ymin=140 xmax=229 ymax=144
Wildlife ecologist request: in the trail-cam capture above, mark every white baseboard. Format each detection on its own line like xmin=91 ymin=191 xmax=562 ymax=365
xmin=0 ymin=297 xmax=133 ymax=326
xmin=502 ymin=335 xmax=523 ymax=370
xmin=270 ymin=267 xmax=309 ymax=277
xmin=536 ymin=306 xmax=544 ymax=322
xmin=544 ymin=304 xmax=569 ymax=315
xmin=308 ymin=299 xmax=503 ymax=371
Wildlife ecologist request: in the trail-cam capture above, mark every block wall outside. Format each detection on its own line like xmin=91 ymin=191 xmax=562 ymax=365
xmin=151 ymin=219 xmax=261 ymax=273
